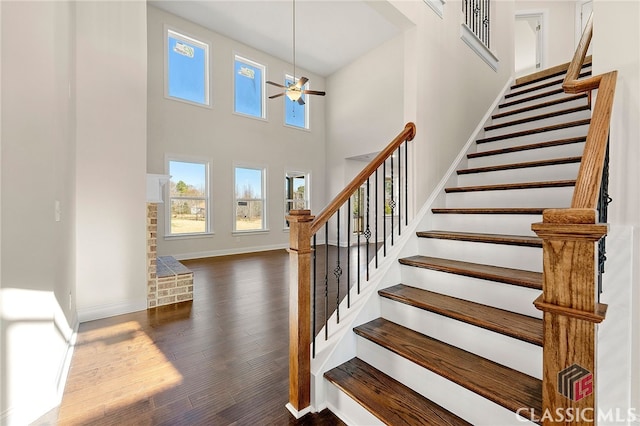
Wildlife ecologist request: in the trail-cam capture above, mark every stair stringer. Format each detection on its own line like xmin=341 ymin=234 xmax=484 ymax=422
xmin=310 ymin=77 xmax=514 ymax=415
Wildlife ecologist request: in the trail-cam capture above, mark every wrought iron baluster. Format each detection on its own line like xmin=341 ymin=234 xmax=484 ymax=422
xmin=597 ymin=140 xmax=612 ymax=300
xmin=312 ymin=234 xmax=317 ymax=358
xmin=357 ymin=190 xmax=361 ymax=294
xmin=398 ymin=145 xmax=402 ymax=236
xmin=324 ymin=222 xmax=329 ymax=340
xmin=390 ymin=156 xmax=395 ymax=246
xmin=347 ymin=198 xmax=351 ymax=309
xmin=383 ymin=160 xmax=387 ymax=257
xmin=334 ymin=209 xmax=342 ymax=323
xmin=375 ymin=169 xmax=379 ymax=268
xmin=365 ymin=178 xmax=371 ymax=280
xmin=404 ymin=141 xmax=408 ymax=226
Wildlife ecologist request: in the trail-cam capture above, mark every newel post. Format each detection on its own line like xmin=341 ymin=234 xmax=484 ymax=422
xmin=532 ymin=209 xmax=608 ymax=425
xmin=286 ymin=209 xmax=314 ymax=417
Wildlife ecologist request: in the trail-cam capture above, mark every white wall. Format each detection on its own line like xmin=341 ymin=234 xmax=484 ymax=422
xmin=147 ymin=6 xmax=327 ymax=260
xmin=392 ymin=0 xmax=515 ymax=210
xmin=592 ymin=0 xmax=640 ymax=418
xmin=1 ymin=1 xmax=77 ymax=424
xmin=75 ymin=1 xmax=148 ymax=322
xmin=515 ymin=0 xmax=577 ymax=69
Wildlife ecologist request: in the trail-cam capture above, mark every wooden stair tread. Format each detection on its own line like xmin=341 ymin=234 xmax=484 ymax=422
xmin=379 ymin=284 xmax=543 ymax=345
xmin=476 ymin=119 xmax=590 ymax=144
xmin=511 ymin=58 xmax=591 ymax=89
xmin=506 ymin=70 xmax=592 ymax=99
xmin=484 ymin=106 xmax=590 ymax=132
xmin=324 ymin=357 xmax=472 ymax=426
xmin=354 ymin=318 xmax=542 ymax=422
xmin=468 ymin=136 xmax=586 ymax=159
xmin=445 ymin=179 xmax=575 ymax=193
xmin=457 ymin=156 xmax=581 ymax=175
xmin=432 ymin=207 xmax=547 ymax=215
xmin=416 ymin=230 xmax=542 ymax=247
xmin=492 ymin=94 xmax=588 ymax=120
xmin=399 ymin=255 xmax=542 ymax=289
xmin=499 ymin=87 xmax=564 ymax=109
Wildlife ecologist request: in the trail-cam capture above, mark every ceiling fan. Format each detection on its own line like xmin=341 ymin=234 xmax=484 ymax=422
xmin=266 ymin=0 xmax=325 ymax=105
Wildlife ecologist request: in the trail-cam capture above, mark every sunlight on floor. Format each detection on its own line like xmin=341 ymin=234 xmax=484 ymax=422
xmin=57 ymin=320 xmax=183 ymax=425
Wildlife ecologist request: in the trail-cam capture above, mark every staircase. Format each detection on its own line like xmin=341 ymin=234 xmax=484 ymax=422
xmin=323 ymin=62 xmax=593 ymax=425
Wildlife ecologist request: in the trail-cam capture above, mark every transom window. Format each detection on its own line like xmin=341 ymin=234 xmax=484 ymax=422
xmin=166 ymin=157 xmax=211 ymax=236
xmin=166 ymin=28 xmax=210 ymax=106
xmin=284 ymin=75 xmax=308 ymax=129
xmin=234 ymin=166 xmax=267 ymax=232
xmin=234 ymin=55 xmax=266 ymax=119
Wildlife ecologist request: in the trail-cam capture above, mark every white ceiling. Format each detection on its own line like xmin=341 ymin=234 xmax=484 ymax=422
xmin=149 ymin=0 xmax=412 ymax=77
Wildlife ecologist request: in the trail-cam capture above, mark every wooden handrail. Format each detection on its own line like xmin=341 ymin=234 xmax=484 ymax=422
xmin=533 ymin=11 xmax=617 ymax=425
xmin=310 ymin=122 xmax=416 ymax=235
xmin=560 ymin=11 xmax=618 ymax=209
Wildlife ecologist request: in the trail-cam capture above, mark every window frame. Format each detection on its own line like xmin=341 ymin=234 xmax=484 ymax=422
xmin=233 ymin=54 xmax=267 ymax=120
xmin=233 ymin=164 xmax=268 ymax=234
xmin=164 ymin=25 xmax=212 ymax=108
xmin=284 ymin=74 xmax=310 ymax=130
xmin=284 ymin=170 xmax=310 ymax=229
xmin=164 ymin=155 xmax=213 ymax=239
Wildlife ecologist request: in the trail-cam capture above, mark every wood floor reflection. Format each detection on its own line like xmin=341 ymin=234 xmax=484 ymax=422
xmin=57 ymin=249 xmax=346 ymax=425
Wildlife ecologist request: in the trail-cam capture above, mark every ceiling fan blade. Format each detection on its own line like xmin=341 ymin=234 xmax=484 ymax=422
xmin=266 ymin=80 xmax=286 ymax=88
xmin=295 ymin=76 xmax=309 ymax=88
xmin=297 ymin=97 xmax=305 ymax=106
xmin=269 ymin=92 xmax=286 ymax=99
xmin=302 ymin=90 xmax=326 ymax=96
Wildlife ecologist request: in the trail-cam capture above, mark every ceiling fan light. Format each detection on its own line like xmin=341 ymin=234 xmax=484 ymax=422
xmin=286 ymin=89 xmax=302 ymax=102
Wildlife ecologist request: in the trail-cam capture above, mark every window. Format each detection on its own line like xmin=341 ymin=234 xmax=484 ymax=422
xmin=284 ymin=171 xmax=309 ymax=228
xmin=284 ymin=75 xmax=308 ymax=129
xmin=234 ymin=166 xmax=267 ymax=232
xmin=234 ymin=55 xmax=266 ymax=118
xmin=166 ymin=28 xmax=210 ymax=106
xmin=166 ymin=158 xmax=210 ymax=236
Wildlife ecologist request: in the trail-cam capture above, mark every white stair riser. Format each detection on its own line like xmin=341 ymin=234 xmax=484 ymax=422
xmin=356 ymin=337 xmax=538 ymax=425
xmin=476 ymin=125 xmax=589 ymax=152
xmin=380 ymin=298 xmax=542 ymax=378
xmin=483 ymin=110 xmax=591 ymax=139
xmin=399 ymin=265 xmax=542 ymax=318
xmin=457 ymin=163 xmax=580 ymax=187
xmin=445 ymin=186 xmax=574 ymax=208
xmin=431 ymin=213 xmax=542 ymax=236
xmin=498 ymin=90 xmax=571 ymax=112
xmin=416 ymin=237 xmax=542 ymax=272
xmin=490 ymin=97 xmax=589 ymax=126
xmin=325 ymin=381 xmax=384 ymax=426
xmin=467 ymin=142 xmax=586 ymax=168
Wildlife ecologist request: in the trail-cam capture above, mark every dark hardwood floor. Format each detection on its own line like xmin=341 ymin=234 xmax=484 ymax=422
xmin=57 ymin=249 xmax=348 ymax=425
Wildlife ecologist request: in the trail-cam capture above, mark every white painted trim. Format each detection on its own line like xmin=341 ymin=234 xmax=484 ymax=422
xmin=78 ymin=299 xmax=147 ymax=323
xmin=423 ymin=0 xmax=445 ymax=19
xmin=515 ymin=9 xmax=549 ymax=75
xmin=55 ymin=319 xmax=78 ymax=404
xmin=460 ymin=23 xmax=499 ymax=71
xmin=171 ymin=242 xmax=288 ymax=261
xmin=285 ymin=403 xmax=312 ymax=419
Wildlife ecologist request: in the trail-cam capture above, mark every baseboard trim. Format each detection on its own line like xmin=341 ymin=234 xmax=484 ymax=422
xmin=171 ymin=243 xmax=288 ymax=261
xmin=285 ymin=403 xmax=312 ymax=419
xmin=78 ymin=299 xmax=147 ymax=323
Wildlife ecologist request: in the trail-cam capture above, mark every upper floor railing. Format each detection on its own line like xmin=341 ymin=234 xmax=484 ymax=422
xmin=286 ymin=122 xmax=416 ymax=414
xmin=463 ymin=0 xmax=490 ymax=49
